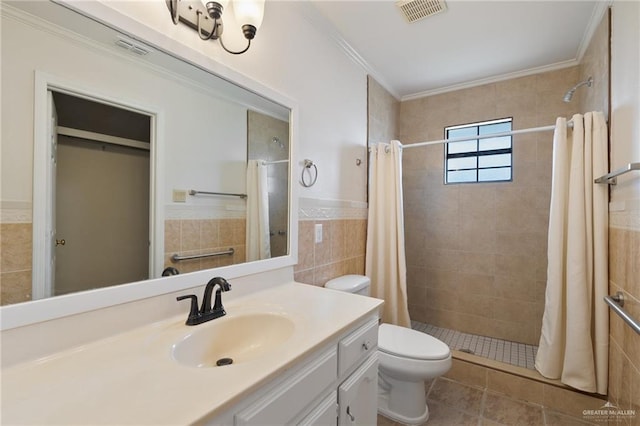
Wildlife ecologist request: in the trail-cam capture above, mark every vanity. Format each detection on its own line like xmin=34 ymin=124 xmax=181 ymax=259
xmin=1 ymin=282 xmax=382 ymax=425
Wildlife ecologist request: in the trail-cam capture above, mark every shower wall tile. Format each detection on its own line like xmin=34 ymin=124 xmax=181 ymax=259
xmin=578 ymin=10 xmax=610 ymax=116
xmin=367 ymin=76 xmax=399 ymax=146
xmin=400 ymin=66 xmax=584 ymax=345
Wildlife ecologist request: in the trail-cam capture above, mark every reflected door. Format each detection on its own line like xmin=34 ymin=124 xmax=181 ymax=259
xmin=52 ymin=93 xmax=151 ymax=295
xmin=54 ymin=137 xmax=150 ymax=295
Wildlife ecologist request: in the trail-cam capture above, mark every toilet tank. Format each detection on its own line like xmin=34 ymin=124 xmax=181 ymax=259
xmin=325 ymin=275 xmax=371 ymax=296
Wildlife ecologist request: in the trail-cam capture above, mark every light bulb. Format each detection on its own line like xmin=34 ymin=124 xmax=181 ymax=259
xmin=232 ymin=0 xmax=265 ymax=30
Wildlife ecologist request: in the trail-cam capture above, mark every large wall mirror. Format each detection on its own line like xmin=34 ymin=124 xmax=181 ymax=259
xmin=1 ymin=1 xmax=293 ymax=309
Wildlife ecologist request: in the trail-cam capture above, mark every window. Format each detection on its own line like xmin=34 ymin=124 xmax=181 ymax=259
xmin=444 ymin=118 xmax=512 ymax=184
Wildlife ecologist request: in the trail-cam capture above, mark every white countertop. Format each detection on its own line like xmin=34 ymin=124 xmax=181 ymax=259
xmin=1 ymin=282 xmax=382 ymax=425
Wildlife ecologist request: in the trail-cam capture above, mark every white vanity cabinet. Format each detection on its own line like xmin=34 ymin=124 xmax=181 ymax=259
xmin=207 ymin=315 xmax=379 ymax=426
xmin=336 ymin=318 xmax=379 ymax=426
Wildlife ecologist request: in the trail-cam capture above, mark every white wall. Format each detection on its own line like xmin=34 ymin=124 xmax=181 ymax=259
xmin=70 ymin=0 xmax=369 ymax=204
xmin=610 ymin=1 xmax=640 ymax=204
xmin=1 ymin=8 xmax=249 ymax=216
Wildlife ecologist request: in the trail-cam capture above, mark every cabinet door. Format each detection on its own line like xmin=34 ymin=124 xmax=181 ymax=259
xmin=298 ymin=391 xmax=337 ymax=426
xmin=338 ymin=354 xmax=378 ymax=426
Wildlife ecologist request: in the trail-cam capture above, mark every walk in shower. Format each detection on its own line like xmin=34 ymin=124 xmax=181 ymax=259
xmin=398 ymin=63 xmax=603 ymax=373
xmin=363 ymin=6 xmax=610 ymax=397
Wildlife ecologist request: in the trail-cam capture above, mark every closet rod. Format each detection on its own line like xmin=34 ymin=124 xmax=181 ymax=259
xmin=400 ymin=121 xmax=574 ymax=150
xmin=57 ymin=126 xmax=150 ymax=151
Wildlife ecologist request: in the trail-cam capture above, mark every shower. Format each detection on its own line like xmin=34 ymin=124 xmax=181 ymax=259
xmin=563 ymin=76 xmax=593 ymax=102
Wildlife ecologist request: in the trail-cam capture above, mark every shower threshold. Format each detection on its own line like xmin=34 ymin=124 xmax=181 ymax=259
xmin=411 ymin=321 xmax=538 ymax=370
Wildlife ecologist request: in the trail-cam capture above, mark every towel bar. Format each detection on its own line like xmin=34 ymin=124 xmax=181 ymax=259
xmin=189 ymin=190 xmax=247 ymax=199
xmin=594 ymin=162 xmax=640 ymax=185
xmin=172 ymin=248 xmax=235 ymax=262
xmin=604 ymin=292 xmax=640 ymax=335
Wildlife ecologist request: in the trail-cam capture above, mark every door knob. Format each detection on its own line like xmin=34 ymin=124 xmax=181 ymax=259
xmin=56 ymin=239 xmax=66 ymax=246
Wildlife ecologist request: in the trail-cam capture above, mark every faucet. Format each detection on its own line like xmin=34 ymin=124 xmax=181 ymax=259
xmin=176 ymin=277 xmax=232 ymax=326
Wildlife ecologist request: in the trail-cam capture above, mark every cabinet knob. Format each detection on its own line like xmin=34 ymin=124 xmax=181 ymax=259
xmin=362 ymin=341 xmax=371 ymax=351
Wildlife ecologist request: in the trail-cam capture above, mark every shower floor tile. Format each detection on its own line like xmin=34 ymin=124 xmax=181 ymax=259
xmin=411 ymin=321 xmax=538 ymax=370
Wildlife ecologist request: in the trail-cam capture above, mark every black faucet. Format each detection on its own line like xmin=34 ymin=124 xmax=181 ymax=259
xmin=176 ymin=277 xmax=232 ymax=326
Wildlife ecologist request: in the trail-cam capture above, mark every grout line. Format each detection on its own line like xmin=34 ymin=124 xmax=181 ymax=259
xmin=412 ymin=321 xmax=538 ymax=371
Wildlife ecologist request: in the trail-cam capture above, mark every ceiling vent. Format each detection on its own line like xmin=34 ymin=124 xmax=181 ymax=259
xmin=396 ymin=0 xmax=447 ymax=23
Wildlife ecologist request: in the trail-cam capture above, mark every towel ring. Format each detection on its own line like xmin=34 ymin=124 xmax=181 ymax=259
xmin=301 ymin=159 xmax=318 ymax=187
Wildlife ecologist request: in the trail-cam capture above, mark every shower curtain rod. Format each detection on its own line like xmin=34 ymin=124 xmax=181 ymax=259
xmin=261 ymin=159 xmax=289 ymax=165
xmin=397 ymin=120 xmax=574 ymax=150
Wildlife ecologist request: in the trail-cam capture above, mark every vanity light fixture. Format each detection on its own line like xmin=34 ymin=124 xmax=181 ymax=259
xmin=167 ymin=0 xmax=265 ymax=55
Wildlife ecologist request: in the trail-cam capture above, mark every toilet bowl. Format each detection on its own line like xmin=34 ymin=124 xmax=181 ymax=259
xmin=325 ymin=275 xmax=452 ymax=425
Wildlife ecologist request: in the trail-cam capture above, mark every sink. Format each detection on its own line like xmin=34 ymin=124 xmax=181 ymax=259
xmin=172 ymin=313 xmax=295 ymax=368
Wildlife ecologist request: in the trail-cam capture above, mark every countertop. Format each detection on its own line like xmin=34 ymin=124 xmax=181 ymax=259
xmin=1 ymin=282 xmax=382 ymax=425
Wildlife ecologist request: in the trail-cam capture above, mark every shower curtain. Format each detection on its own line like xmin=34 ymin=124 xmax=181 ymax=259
xmin=535 ymin=112 xmax=608 ymax=395
xmin=365 ymin=140 xmax=411 ymax=327
xmin=246 ymin=159 xmax=271 ymax=261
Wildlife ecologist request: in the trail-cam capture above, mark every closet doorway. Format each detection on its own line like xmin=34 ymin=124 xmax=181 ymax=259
xmin=50 ymin=91 xmax=152 ymax=296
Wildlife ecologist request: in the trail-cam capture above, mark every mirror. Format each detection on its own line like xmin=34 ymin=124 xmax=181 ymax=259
xmin=0 ymin=1 xmax=291 ymax=306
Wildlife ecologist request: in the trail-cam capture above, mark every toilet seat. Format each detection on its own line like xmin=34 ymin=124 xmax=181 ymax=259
xmin=379 ymin=324 xmax=450 ymax=361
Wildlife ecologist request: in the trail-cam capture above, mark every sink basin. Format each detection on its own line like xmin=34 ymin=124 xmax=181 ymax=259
xmin=172 ymin=313 xmax=295 ymax=368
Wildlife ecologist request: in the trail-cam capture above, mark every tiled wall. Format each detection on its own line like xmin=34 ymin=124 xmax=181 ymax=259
xmin=398 ymin=68 xmax=582 ymax=345
xmin=294 ymin=218 xmax=367 ymax=287
xmin=164 ymin=218 xmax=246 ymax=274
xmin=608 ymin=220 xmax=640 ymax=419
xmin=367 ymin=75 xmax=400 ymax=145
xmin=0 ymin=222 xmax=32 ymax=305
xmin=577 ymin=10 xmax=610 ymax=117
xmin=395 ymin=12 xmax=610 ymax=348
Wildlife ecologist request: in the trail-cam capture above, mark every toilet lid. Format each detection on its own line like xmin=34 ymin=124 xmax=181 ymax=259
xmin=378 ymin=324 xmax=450 ymax=360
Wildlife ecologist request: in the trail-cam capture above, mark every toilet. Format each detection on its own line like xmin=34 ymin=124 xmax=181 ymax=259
xmin=325 ymin=275 xmax=451 ymax=425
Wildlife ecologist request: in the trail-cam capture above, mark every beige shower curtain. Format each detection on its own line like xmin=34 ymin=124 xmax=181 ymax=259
xmin=535 ymin=112 xmax=608 ymax=394
xmin=365 ymin=140 xmax=411 ymax=327
xmin=246 ymin=159 xmax=271 ymax=261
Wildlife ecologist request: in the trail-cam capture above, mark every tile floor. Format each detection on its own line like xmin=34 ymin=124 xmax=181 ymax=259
xmin=411 ymin=321 xmax=538 ymax=370
xmin=377 ymin=376 xmax=597 ymax=426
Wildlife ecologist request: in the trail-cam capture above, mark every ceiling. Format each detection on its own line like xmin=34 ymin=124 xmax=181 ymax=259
xmin=308 ymin=1 xmax=605 ymax=100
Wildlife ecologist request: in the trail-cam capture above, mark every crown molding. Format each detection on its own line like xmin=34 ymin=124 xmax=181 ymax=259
xmin=575 ymin=1 xmax=611 ymax=64
xmin=292 ymin=1 xmax=610 ymax=104
xmin=401 ymin=59 xmax=580 ymax=101
xmin=294 ymin=1 xmax=401 ymax=101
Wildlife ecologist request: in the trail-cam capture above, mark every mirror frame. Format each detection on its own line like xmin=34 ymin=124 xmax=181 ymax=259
xmin=0 ymin=0 xmax=299 ymax=330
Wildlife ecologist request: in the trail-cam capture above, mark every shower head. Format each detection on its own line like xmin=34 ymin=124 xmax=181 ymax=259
xmin=563 ymin=77 xmax=593 ymax=103
xmin=272 ymin=137 xmax=285 ymax=149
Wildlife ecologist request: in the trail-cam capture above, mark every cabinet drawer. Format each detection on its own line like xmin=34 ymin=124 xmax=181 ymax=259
xmin=338 ymin=318 xmax=378 ymax=377
xmin=235 ymin=348 xmax=337 ymax=426
xmin=297 ymin=391 xmax=337 ymax=426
